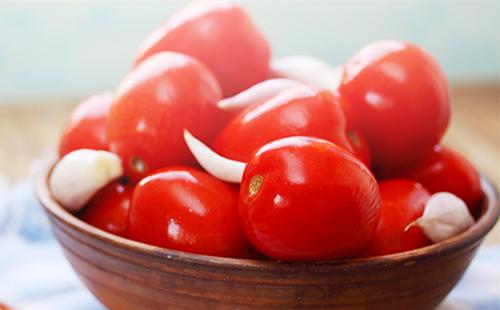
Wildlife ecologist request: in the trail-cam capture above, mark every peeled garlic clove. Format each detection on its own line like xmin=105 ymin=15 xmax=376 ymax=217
xmin=217 ymin=78 xmax=304 ymax=113
xmin=271 ymin=55 xmax=343 ymax=90
xmin=184 ymin=130 xmax=245 ymax=183
xmin=49 ymin=149 xmax=123 ymax=212
xmin=416 ymin=192 xmax=474 ymax=243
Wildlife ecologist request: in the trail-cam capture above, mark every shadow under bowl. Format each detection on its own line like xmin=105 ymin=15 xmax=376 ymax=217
xmin=36 ymin=164 xmax=499 ymax=309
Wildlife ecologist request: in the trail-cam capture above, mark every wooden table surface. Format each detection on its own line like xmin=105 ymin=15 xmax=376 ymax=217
xmin=1 ymin=84 xmax=499 ymax=243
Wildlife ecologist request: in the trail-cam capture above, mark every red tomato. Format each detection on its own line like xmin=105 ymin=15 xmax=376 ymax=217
xmin=337 ymin=92 xmax=371 ymax=167
xmin=80 ymin=180 xmax=132 ymax=237
xmin=361 ymin=179 xmax=431 ymax=257
xmin=239 ymin=136 xmax=381 ymax=261
xmin=128 ymin=167 xmax=251 ymax=258
xmin=347 ymin=129 xmax=371 ymax=168
xmin=212 ymin=87 xmax=353 ymax=162
xmin=337 ymin=91 xmax=358 ymax=130
xmin=107 ymin=52 xmax=223 ymax=181
xmin=59 ymin=92 xmax=112 ymax=157
xmin=134 ymin=0 xmax=271 ymax=97
xmin=339 ymin=40 xmax=450 ymax=168
xmin=378 ymin=145 xmax=482 ymax=213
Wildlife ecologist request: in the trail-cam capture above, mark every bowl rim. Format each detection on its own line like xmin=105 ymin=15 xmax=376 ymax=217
xmin=36 ymin=161 xmax=499 ymax=270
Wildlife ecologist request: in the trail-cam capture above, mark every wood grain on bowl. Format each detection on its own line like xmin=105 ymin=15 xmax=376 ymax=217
xmin=37 ymin=164 xmax=499 ymax=310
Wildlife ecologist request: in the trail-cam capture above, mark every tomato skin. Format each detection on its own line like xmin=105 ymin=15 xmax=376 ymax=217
xmin=339 ymin=40 xmax=450 ymax=168
xmin=361 ymin=179 xmax=431 ymax=257
xmin=107 ymin=52 xmax=223 ymax=181
xmin=128 ymin=167 xmax=251 ymax=258
xmin=212 ymin=87 xmax=353 ymax=162
xmin=80 ymin=180 xmax=132 ymax=237
xmin=378 ymin=145 xmax=482 ymax=213
xmin=59 ymin=92 xmax=112 ymax=157
xmin=134 ymin=0 xmax=271 ymax=97
xmin=347 ymin=129 xmax=371 ymax=168
xmin=239 ymin=136 xmax=381 ymax=261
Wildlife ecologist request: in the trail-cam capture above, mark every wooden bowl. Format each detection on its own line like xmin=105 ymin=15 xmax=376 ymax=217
xmin=36 ymin=164 xmax=499 ymax=310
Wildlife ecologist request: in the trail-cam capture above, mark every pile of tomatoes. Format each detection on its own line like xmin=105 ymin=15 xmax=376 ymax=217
xmin=57 ymin=0 xmax=482 ymax=261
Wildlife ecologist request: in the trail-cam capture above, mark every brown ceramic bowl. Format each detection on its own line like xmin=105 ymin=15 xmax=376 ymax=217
xmin=36 ymin=164 xmax=499 ymax=310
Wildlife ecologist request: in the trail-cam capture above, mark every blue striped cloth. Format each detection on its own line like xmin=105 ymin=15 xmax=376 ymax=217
xmin=0 ymin=176 xmax=499 ymax=309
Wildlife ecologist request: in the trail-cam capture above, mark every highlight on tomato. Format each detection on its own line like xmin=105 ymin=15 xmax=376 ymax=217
xmin=59 ymin=92 xmax=112 ymax=157
xmin=128 ymin=167 xmax=252 ymax=258
xmin=212 ymin=86 xmax=353 ymax=162
xmin=107 ymin=52 xmax=223 ymax=181
xmin=339 ymin=40 xmax=450 ymax=169
xmin=134 ymin=0 xmax=271 ymax=97
xmin=378 ymin=145 xmax=482 ymax=213
xmin=80 ymin=180 xmax=132 ymax=237
xmin=238 ymin=136 xmax=381 ymax=261
xmin=361 ymin=179 xmax=431 ymax=257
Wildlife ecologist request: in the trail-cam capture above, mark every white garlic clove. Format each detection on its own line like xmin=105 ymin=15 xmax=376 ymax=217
xmin=183 ymin=130 xmax=245 ymax=183
xmin=416 ymin=192 xmax=475 ymax=243
xmin=270 ymin=55 xmax=343 ymax=90
xmin=49 ymin=149 xmax=123 ymax=212
xmin=217 ymin=78 xmax=304 ymax=113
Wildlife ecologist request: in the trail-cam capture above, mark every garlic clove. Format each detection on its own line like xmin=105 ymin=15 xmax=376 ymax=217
xmin=416 ymin=192 xmax=475 ymax=243
xmin=217 ymin=78 xmax=304 ymax=113
xmin=183 ymin=130 xmax=245 ymax=183
xmin=270 ymin=55 xmax=343 ymax=90
xmin=49 ymin=149 xmax=123 ymax=212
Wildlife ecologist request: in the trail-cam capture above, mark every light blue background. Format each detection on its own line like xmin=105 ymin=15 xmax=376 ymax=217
xmin=0 ymin=0 xmax=499 ymax=102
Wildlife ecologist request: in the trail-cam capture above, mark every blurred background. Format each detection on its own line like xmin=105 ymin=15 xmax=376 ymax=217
xmin=0 ymin=0 xmax=499 ymax=183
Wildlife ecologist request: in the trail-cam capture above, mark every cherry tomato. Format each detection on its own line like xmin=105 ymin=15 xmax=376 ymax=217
xmin=239 ymin=136 xmax=381 ymax=261
xmin=128 ymin=167 xmax=251 ymax=258
xmin=107 ymin=52 xmax=223 ymax=181
xmin=361 ymin=179 xmax=431 ymax=257
xmin=339 ymin=40 xmax=450 ymax=168
xmin=378 ymin=145 xmax=482 ymax=213
xmin=134 ymin=0 xmax=271 ymax=97
xmin=212 ymin=87 xmax=353 ymax=162
xmin=59 ymin=92 xmax=112 ymax=157
xmin=79 ymin=180 xmax=132 ymax=237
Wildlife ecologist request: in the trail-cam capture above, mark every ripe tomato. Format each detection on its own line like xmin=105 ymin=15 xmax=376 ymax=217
xmin=239 ymin=136 xmax=381 ymax=261
xmin=128 ymin=167 xmax=251 ymax=258
xmin=107 ymin=52 xmax=223 ymax=181
xmin=339 ymin=40 xmax=450 ymax=168
xmin=134 ymin=0 xmax=271 ymax=97
xmin=361 ymin=179 xmax=431 ymax=257
xmin=212 ymin=86 xmax=353 ymax=162
xmin=378 ymin=145 xmax=482 ymax=213
xmin=59 ymin=92 xmax=112 ymax=157
xmin=80 ymin=180 xmax=132 ymax=237
xmin=347 ymin=129 xmax=371 ymax=168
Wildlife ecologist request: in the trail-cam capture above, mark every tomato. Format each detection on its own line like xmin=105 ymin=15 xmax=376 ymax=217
xmin=79 ymin=180 xmax=132 ymax=237
xmin=337 ymin=90 xmax=358 ymax=130
xmin=59 ymin=92 xmax=112 ymax=157
xmin=134 ymin=0 xmax=271 ymax=97
xmin=238 ymin=136 xmax=381 ymax=261
xmin=0 ymin=303 xmax=11 ymax=310
xmin=107 ymin=52 xmax=223 ymax=181
xmin=339 ymin=40 xmax=450 ymax=168
xmin=347 ymin=129 xmax=371 ymax=168
xmin=128 ymin=167 xmax=251 ymax=258
xmin=378 ymin=145 xmax=482 ymax=213
xmin=361 ymin=179 xmax=431 ymax=257
xmin=212 ymin=86 xmax=353 ymax=162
